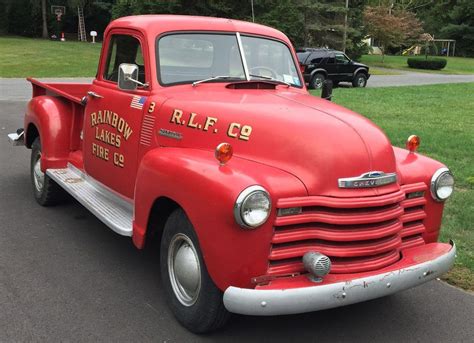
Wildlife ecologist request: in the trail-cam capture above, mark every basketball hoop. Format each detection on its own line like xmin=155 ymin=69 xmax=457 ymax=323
xmin=51 ymin=5 xmax=66 ymax=22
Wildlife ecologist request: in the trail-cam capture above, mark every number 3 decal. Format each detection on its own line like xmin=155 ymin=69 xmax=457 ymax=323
xmin=148 ymin=101 xmax=156 ymax=113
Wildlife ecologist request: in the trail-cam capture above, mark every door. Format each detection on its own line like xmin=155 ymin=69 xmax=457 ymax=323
xmin=335 ymin=52 xmax=352 ymax=81
xmin=83 ymin=33 xmax=150 ymax=199
xmin=325 ymin=52 xmax=338 ymax=80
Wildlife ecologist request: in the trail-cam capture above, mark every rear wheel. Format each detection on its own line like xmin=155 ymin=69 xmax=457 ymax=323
xmin=352 ymin=73 xmax=368 ymax=87
xmin=309 ymin=73 xmax=326 ymax=89
xmin=160 ymin=209 xmax=230 ymax=333
xmin=30 ymin=138 xmax=64 ymax=206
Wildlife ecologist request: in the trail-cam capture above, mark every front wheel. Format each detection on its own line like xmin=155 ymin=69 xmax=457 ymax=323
xmin=352 ymin=73 xmax=368 ymax=87
xmin=30 ymin=138 xmax=64 ymax=206
xmin=160 ymin=209 xmax=230 ymax=333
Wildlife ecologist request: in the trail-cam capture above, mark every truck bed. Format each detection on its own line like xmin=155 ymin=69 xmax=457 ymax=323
xmin=28 ymin=77 xmax=91 ymax=104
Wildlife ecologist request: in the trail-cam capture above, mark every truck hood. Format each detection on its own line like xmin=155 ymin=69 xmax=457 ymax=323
xmin=156 ymin=86 xmax=399 ymax=197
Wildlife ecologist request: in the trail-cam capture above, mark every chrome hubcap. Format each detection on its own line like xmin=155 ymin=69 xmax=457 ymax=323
xmin=168 ymin=233 xmax=201 ymax=306
xmin=358 ymin=78 xmax=366 ymax=87
xmin=33 ymin=156 xmax=45 ymax=192
xmin=315 ymin=78 xmax=324 ymax=88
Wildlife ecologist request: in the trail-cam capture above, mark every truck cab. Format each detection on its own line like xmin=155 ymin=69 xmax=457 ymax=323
xmin=9 ymin=15 xmax=455 ymax=333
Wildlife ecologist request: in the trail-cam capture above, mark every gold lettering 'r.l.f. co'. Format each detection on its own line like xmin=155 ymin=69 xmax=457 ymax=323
xmin=168 ymin=108 xmax=253 ymax=141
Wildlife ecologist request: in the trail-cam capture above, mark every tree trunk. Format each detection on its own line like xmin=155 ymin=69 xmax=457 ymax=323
xmin=41 ymin=0 xmax=48 ymax=39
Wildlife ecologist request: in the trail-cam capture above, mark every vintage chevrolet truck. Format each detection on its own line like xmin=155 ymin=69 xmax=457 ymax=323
xmin=8 ymin=15 xmax=456 ymax=333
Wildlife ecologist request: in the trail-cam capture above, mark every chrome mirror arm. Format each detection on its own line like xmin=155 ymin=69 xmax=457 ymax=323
xmin=125 ymin=76 xmax=149 ymax=88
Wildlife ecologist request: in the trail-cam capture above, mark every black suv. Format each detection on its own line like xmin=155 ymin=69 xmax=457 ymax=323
xmin=296 ymin=48 xmax=370 ymax=89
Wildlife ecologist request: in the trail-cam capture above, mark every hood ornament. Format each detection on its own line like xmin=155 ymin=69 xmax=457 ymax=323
xmin=338 ymin=171 xmax=397 ymax=189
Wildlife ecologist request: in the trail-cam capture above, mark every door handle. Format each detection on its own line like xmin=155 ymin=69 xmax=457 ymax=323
xmin=87 ymin=91 xmax=103 ymax=99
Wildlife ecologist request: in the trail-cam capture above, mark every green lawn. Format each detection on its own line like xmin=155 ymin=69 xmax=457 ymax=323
xmin=361 ymin=54 xmax=474 ymax=75
xmin=368 ymin=67 xmax=401 ymax=76
xmin=311 ymin=83 xmax=474 ymax=291
xmin=0 ymin=36 xmax=102 ymax=77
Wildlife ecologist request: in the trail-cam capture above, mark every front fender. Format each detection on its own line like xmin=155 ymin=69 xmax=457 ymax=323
xmin=394 ymin=147 xmax=447 ymax=243
xmin=133 ymin=147 xmax=307 ymax=290
xmin=25 ymin=96 xmax=73 ymax=171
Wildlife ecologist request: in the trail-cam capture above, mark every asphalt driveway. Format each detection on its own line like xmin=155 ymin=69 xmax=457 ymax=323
xmin=367 ymin=69 xmax=474 ymax=88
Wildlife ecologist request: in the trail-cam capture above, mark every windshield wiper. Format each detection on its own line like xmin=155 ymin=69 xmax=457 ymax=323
xmin=249 ymin=74 xmax=291 ymax=87
xmin=192 ymin=75 xmax=243 ymax=87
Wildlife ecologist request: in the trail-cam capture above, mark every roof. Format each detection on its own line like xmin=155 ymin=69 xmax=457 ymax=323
xmin=107 ymin=15 xmax=289 ymax=42
xmin=296 ymin=47 xmax=341 ymax=53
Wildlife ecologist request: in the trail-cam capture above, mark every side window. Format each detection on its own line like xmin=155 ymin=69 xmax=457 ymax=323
xmin=327 ymin=53 xmax=335 ymax=64
xmin=335 ymin=53 xmax=350 ymax=64
xmin=309 ymin=52 xmax=324 ymax=64
xmin=103 ymin=35 xmax=146 ymax=83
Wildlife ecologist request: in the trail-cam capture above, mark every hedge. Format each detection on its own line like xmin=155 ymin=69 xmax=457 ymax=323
xmin=407 ymin=57 xmax=447 ymax=70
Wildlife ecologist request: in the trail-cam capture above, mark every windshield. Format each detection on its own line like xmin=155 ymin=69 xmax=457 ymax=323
xmin=157 ymin=33 xmax=302 ymax=87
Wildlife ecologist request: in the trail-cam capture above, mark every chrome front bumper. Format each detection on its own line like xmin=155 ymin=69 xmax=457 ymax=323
xmin=223 ymin=241 xmax=456 ymax=315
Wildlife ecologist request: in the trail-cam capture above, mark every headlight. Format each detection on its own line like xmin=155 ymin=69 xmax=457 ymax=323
xmin=430 ymin=168 xmax=454 ymax=201
xmin=234 ymin=186 xmax=271 ymax=229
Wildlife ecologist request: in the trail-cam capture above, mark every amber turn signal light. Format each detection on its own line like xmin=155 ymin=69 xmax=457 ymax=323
xmin=215 ymin=142 xmax=233 ymax=165
xmin=406 ymin=135 xmax=420 ymax=153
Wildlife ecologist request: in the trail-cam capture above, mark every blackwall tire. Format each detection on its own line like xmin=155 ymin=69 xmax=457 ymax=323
xmin=352 ymin=73 xmax=368 ymax=87
xmin=310 ymin=73 xmax=326 ymax=89
xmin=30 ymin=138 xmax=64 ymax=206
xmin=160 ymin=209 xmax=230 ymax=333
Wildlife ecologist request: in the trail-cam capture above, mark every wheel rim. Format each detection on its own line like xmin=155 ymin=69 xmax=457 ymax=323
xmin=314 ymin=77 xmax=324 ymax=89
xmin=358 ymin=77 xmax=366 ymax=87
xmin=33 ymin=155 xmax=45 ymax=192
xmin=168 ymin=233 xmax=201 ymax=306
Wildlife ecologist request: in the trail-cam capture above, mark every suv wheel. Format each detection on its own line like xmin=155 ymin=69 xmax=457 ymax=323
xmin=352 ymin=73 xmax=368 ymax=87
xmin=310 ymin=73 xmax=325 ymax=89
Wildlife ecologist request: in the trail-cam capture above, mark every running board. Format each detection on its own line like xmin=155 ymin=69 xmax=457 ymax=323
xmin=46 ymin=165 xmax=133 ymax=236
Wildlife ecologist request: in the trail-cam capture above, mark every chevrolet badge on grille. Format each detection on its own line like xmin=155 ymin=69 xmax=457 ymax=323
xmin=338 ymin=171 xmax=397 ymax=188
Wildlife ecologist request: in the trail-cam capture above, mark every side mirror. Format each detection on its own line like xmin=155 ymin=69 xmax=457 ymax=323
xmin=118 ymin=63 xmax=139 ymax=91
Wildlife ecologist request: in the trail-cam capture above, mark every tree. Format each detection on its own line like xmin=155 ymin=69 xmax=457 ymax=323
xmin=41 ymin=0 xmax=48 ymax=38
xmin=364 ymin=5 xmax=423 ymax=61
xmin=416 ymin=0 xmax=474 ymax=57
xmin=346 ymin=0 xmax=369 ymax=60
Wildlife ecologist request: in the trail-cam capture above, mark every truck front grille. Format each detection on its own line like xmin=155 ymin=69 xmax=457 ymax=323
xmin=269 ymin=183 xmax=427 ymax=276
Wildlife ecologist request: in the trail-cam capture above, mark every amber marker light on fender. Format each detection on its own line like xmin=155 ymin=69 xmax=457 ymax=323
xmin=406 ymin=134 xmax=420 ymax=153
xmin=215 ymin=142 xmax=233 ymax=165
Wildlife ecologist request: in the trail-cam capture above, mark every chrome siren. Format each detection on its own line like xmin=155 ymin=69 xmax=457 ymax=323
xmin=303 ymin=252 xmax=331 ymax=282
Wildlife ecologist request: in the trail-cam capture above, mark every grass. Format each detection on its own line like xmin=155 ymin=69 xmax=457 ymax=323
xmin=361 ymin=54 xmax=474 ymax=75
xmin=368 ymin=67 xmax=401 ymax=76
xmin=0 ymin=36 xmax=102 ymax=77
xmin=311 ymin=83 xmax=474 ymax=291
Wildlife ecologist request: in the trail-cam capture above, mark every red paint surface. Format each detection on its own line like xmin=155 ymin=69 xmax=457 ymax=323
xmin=23 ymin=15 xmax=450 ymax=292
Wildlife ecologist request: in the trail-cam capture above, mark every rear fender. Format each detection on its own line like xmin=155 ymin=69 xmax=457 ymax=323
xmin=310 ymin=68 xmax=327 ymax=78
xmin=133 ymin=147 xmax=307 ymax=290
xmin=25 ymin=96 xmax=73 ymax=171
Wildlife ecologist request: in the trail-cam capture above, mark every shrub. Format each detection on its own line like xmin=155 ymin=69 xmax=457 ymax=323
xmin=407 ymin=57 xmax=447 ymax=70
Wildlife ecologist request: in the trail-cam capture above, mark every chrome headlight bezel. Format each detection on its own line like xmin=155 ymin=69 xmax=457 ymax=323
xmin=430 ymin=167 xmax=454 ymax=202
xmin=234 ymin=185 xmax=271 ymax=229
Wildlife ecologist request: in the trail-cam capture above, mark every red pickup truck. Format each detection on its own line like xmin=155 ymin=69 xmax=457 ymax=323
xmin=9 ymin=15 xmax=456 ymax=333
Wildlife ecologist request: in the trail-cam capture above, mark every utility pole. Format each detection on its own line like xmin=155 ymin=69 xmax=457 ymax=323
xmin=342 ymin=0 xmax=349 ymax=53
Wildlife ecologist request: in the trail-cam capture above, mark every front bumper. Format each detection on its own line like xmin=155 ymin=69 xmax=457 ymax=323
xmin=223 ymin=241 xmax=455 ymax=315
